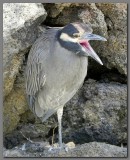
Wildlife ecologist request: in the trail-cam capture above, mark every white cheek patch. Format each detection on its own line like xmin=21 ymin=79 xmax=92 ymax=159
xmin=60 ymin=33 xmax=78 ymax=43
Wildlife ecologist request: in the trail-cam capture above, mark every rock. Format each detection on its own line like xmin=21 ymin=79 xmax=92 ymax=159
xmin=3 ymin=53 xmax=30 ymax=135
xmin=62 ymin=79 xmax=127 ymax=145
xmin=44 ymin=3 xmax=107 ymax=36
xmin=3 ymin=147 xmax=23 ymax=157
xmin=3 ymin=142 xmax=127 ymax=157
xmin=3 ymin=84 xmax=28 ymax=134
xmin=95 ymin=3 xmax=127 ymax=75
xmin=3 ymin=3 xmax=47 ymax=134
xmin=66 ymin=141 xmax=76 ymax=149
xmin=3 ymin=3 xmax=47 ymax=97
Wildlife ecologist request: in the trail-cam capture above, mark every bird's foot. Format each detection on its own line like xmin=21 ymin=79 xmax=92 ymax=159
xmin=46 ymin=142 xmax=75 ymax=154
xmin=47 ymin=143 xmax=68 ymax=153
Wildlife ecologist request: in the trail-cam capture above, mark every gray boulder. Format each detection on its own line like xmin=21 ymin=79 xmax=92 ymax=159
xmin=96 ymin=3 xmax=127 ymax=75
xmin=3 ymin=3 xmax=47 ymax=97
xmin=63 ymin=79 xmax=127 ymax=145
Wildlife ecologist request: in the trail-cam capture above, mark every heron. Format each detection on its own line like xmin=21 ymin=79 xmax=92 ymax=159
xmin=25 ymin=22 xmax=106 ymax=150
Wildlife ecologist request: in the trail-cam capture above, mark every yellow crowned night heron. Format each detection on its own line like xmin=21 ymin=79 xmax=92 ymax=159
xmin=25 ymin=22 xmax=106 ymax=150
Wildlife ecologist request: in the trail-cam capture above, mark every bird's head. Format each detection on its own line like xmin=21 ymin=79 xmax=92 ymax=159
xmin=57 ymin=22 xmax=107 ymax=65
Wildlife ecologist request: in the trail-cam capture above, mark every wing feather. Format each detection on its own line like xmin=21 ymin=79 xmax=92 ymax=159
xmin=25 ymin=31 xmax=50 ymax=115
xmin=25 ymin=28 xmax=59 ymax=119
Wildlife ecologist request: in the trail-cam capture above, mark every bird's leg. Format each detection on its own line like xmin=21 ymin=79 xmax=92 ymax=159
xmin=48 ymin=107 xmax=68 ymax=153
xmin=57 ymin=107 xmax=63 ymax=148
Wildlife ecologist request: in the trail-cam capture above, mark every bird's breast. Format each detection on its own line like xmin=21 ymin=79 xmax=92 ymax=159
xmin=43 ymin=46 xmax=88 ymax=107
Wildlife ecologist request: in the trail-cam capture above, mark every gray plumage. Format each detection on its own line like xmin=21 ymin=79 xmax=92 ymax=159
xmin=25 ymin=22 xmax=106 ymax=148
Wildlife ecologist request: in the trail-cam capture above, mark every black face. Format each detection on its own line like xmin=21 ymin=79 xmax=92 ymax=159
xmin=57 ymin=22 xmax=92 ymax=56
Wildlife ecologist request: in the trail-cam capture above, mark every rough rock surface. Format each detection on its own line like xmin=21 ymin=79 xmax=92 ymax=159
xmin=3 ymin=89 xmax=28 ymax=134
xmin=44 ymin=3 xmax=108 ymax=37
xmin=3 ymin=3 xmax=47 ymax=97
xmin=96 ymin=3 xmax=127 ymax=75
xmin=63 ymin=79 xmax=127 ymax=145
xmin=3 ymin=142 xmax=127 ymax=157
